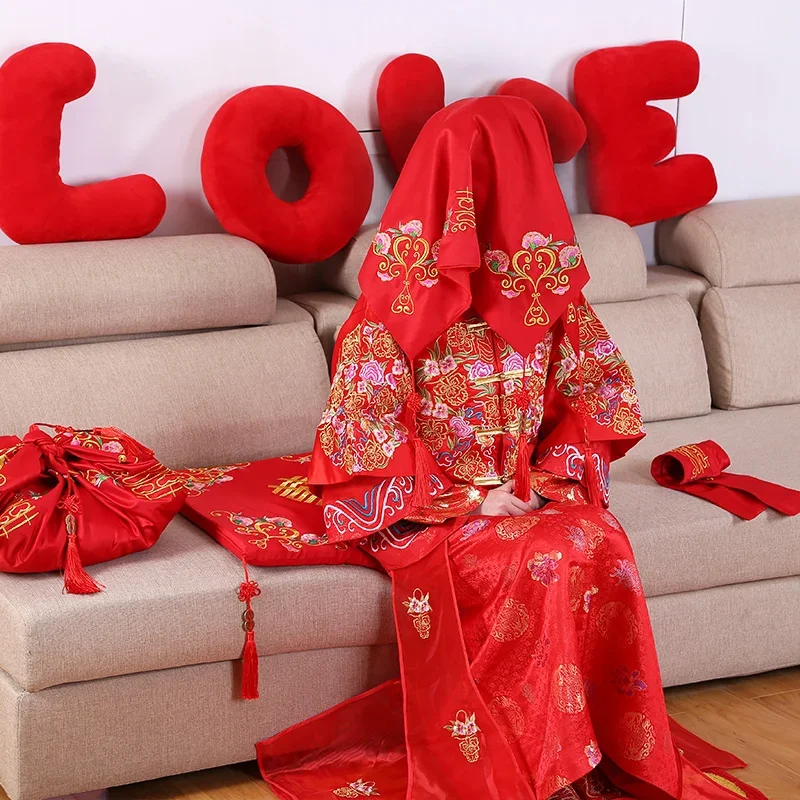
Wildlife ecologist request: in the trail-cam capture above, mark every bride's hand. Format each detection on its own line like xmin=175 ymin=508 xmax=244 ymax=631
xmin=474 ymin=480 xmax=544 ymax=516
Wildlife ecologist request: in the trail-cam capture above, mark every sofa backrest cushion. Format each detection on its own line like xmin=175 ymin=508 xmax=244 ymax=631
xmin=700 ymin=284 xmax=800 ymax=409
xmin=658 ymin=198 xmax=800 ymax=288
xmin=0 ymin=322 xmax=330 ymax=467
xmin=0 ymin=234 xmax=275 ymax=347
xmin=596 ymin=295 xmax=711 ymax=422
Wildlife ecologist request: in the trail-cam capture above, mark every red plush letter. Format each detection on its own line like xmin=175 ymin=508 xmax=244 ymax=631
xmin=574 ymin=41 xmax=716 ymax=226
xmin=201 ymin=86 xmax=373 ymax=264
xmin=0 ymin=43 xmax=166 ymax=244
xmin=377 ymin=54 xmax=445 ymax=174
xmin=496 ymin=78 xmax=586 ymax=163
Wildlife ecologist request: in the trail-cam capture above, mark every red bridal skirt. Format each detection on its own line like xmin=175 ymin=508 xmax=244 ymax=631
xmin=257 ymin=503 xmax=767 ymax=800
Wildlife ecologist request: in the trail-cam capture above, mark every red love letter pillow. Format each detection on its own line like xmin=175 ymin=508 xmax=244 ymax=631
xmin=377 ymin=54 xmax=445 ymax=174
xmin=574 ymin=41 xmax=717 ymax=226
xmin=496 ymin=78 xmax=586 ymax=163
xmin=0 ymin=43 xmax=166 ymax=244
xmin=201 ymin=86 xmax=373 ymax=264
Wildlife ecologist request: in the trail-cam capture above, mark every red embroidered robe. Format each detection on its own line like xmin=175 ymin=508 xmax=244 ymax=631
xmin=256 ymin=299 xmax=765 ymax=800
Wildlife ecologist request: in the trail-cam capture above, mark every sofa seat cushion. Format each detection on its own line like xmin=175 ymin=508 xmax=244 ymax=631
xmin=644 ymin=265 xmax=709 ymax=315
xmin=611 ymin=406 xmax=800 ymax=598
xmin=0 ymin=516 xmax=394 ymax=692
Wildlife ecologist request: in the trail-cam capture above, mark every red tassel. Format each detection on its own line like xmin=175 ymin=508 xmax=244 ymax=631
xmin=63 ymin=515 xmax=103 ymax=594
xmin=406 ymin=391 xmax=431 ymax=508
xmin=514 ymin=433 xmax=531 ymax=502
xmin=240 ymin=628 xmax=260 ymax=701
xmin=514 ymin=386 xmax=531 ymax=502
xmin=238 ymin=565 xmax=261 ymax=700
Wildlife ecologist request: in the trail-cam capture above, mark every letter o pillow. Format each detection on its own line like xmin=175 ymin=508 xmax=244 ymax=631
xmin=201 ymin=86 xmax=373 ymax=264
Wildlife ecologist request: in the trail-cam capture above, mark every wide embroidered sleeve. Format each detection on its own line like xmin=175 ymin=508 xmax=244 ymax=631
xmin=533 ymin=300 xmax=644 ymax=507
xmin=310 ymin=298 xmax=464 ymax=540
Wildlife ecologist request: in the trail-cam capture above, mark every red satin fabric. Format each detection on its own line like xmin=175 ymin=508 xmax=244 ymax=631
xmin=359 ymin=96 xmax=590 ymax=360
xmin=0 ymin=424 xmax=185 ymax=575
xmin=258 ymin=508 xmax=765 ymax=799
xmin=652 ymin=440 xmax=800 ymax=520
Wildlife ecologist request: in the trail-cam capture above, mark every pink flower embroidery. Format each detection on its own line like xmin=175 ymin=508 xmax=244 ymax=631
xmin=528 ymin=551 xmax=562 ymax=586
xmin=503 ymin=352 xmax=524 ymax=373
xmin=401 ymin=220 xmax=423 ymax=237
xmin=102 ymin=440 xmax=124 ymax=453
xmin=377 ymin=271 xmax=393 ymax=282
xmin=359 ymin=361 xmax=385 ymax=384
xmin=344 ymin=363 xmax=358 ymax=382
xmin=422 ymin=358 xmax=440 ymax=378
xmin=585 ymin=740 xmax=602 ymax=769
xmin=460 ymin=518 xmax=491 ymax=539
xmin=419 ymin=398 xmax=434 ymax=416
xmin=433 ymin=402 xmax=449 ymax=419
xmin=484 ymin=249 xmax=510 ymax=272
xmin=559 ymin=244 xmax=581 ymax=268
xmin=553 ymin=286 xmax=569 ymax=295
xmin=501 ymin=288 xmax=521 ymax=299
xmin=232 ymin=515 xmax=254 ymax=527
xmin=469 ymin=360 xmax=494 ymax=380
xmin=611 ymin=666 xmax=648 ymax=696
xmin=440 ymin=354 xmax=457 ymax=374
xmin=594 ymin=339 xmax=617 ymax=358
xmin=373 ymin=231 xmax=392 ymax=255
xmin=522 ymin=231 xmax=550 ymax=250
xmin=300 ymin=532 xmax=327 ymax=546
xmin=449 ymin=416 xmax=473 ymax=439
xmin=610 ymin=559 xmax=643 ymax=594
xmin=391 ymin=359 xmax=405 ymax=375
xmin=419 ymin=277 xmax=438 ymax=288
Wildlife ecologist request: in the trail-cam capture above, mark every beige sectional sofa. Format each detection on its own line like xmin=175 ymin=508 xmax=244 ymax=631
xmin=0 ymin=199 xmax=797 ymax=800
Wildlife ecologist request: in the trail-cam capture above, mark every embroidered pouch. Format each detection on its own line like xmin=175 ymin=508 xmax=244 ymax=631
xmin=181 ymin=453 xmax=378 ymax=569
xmin=0 ymin=424 xmax=187 ymax=592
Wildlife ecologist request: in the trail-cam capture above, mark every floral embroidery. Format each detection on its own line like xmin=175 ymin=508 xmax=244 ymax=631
xmin=611 ymin=666 xmax=648 ymax=696
xmin=319 ymin=319 xmax=413 ymax=474
xmin=585 ymin=740 xmax=602 ymax=769
xmin=212 ymin=510 xmax=327 ymax=552
xmin=610 ymin=559 xmax=643 ymax=594
xmin=333 ymin=778 xmax=381 ymax=797
xmin=183 ymin=464 xmax=245 ymax=496
xmin=373 ymin=221 xmax=439 ymax=315
xmin=484 ymin=233 xmax=583 ymax=326
xmin=554 ymin=303 xmax=643 ymax=438
xmin=403 ymin=588 xmax=433 ymax=639
xmin=491 ymin=598 xmax=530 ymax=641
xmin=443 ymin=188 xmax=476 ymax=234
xmin=445 ymin=711 xmax=481 ymax=762
xmin=528 ymin=550 xmax=562 ymax=586
xmin=569 ymin=565 xmax=598 ymax=613
xmin=460 ymin=517 xmax=491 ymax=540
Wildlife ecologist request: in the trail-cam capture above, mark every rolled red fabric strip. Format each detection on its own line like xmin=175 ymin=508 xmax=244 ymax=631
xmin=651 ymin=440 xmax=800 ymax=519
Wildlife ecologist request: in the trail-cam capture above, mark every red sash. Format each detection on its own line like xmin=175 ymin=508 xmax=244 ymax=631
xmin=651 ymin=440 xmax=800 ymax=520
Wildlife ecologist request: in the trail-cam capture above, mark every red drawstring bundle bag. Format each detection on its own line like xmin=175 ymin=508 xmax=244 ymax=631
xmin=0 ymin=424 xmax=188 ymax=592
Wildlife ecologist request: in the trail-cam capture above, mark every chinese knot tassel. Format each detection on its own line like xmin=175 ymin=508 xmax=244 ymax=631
xmin=63 ymin=514 xmax=103 ymax=594
xmin=407 ymin=391 xmax=431 ymax=508
xmin=238 ymin=564 xmax=261 ymax=700
xmin=514 ymin=387 xmax=531 ymax=502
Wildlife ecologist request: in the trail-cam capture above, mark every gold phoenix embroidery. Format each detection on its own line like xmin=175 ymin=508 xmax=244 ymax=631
xmin=484 ymin=233 xmax=583 ymax=327
xmin=673 ymin=444 xmax=710 ymax=479
xmin=0 ymin=497 xmax=37 ymax=539
xmin=444 ymin=188 xmax=476 ymax=233
xmin=373 ymin=221 xmax=439 ymax=315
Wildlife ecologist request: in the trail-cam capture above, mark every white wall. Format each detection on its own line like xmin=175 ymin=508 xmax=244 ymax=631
xmin=0 ymin=0 xmax=794 ymax=255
